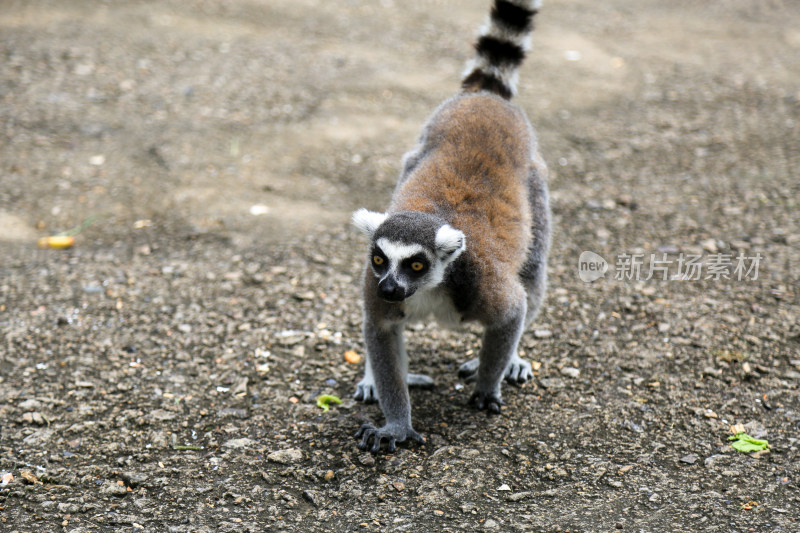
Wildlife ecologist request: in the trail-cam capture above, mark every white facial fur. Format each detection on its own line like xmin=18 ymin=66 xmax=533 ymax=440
xmin=375 ymin=238 xmax=426 ymax=270
xmin=374 ymin=235 xmax=464 ymax=291
xmin=373 ymin=238 xmax=428 ymax=295
xmin=354 ymin=210 xmax=467 ymax=295
xmin=373 ymin=236 xmax=466 ymax=326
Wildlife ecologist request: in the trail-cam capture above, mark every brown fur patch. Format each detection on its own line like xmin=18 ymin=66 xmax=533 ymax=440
xmin=390 ymin=93 xmax=536 ymax=321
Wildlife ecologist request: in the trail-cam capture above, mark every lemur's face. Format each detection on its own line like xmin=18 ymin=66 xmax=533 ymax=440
xmin=369 ymin=238 xmax=438 ymax=302
xmin=352 ymin=209 xmax=466 ymax=303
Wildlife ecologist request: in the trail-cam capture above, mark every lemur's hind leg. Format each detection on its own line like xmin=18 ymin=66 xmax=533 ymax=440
xmin=457 ymin=276 xmax=538 ymax=386
xmin=459 ymin=161 xmax=549 ymax=387
xmin=516 ymin=156 xmax=551 ymax=379
xmin=468 ymin=296 xmax=527 ymax=413
xmin=521 ymin=155 xmax=550 ymax=328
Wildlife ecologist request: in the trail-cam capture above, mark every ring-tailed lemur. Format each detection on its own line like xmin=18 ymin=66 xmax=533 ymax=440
xmin=351 ymin=0 xmax=550 ymax=453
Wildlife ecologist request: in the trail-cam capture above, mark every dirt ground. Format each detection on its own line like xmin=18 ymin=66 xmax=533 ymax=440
xmin=2 ymin=0 xmax=799 ymax=531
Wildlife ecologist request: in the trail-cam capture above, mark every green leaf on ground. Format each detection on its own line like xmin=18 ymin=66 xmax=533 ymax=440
xmin=728 ymin=432 xmax=769 ymax=453
xmin=316 ymin=394 xmax=342 ymax=412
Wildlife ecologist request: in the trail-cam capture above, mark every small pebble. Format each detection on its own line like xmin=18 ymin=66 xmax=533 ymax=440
xmin=267 ymin=448 xmax=303 ymax=464
xmin=224 ymin=438 xmax=256 ymax=449
xmin=560 ymin=367 xmax=580 ymax=378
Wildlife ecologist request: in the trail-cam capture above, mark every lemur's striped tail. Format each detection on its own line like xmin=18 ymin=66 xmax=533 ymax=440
xmin=462 ymin=0 xmax=541 ymax=99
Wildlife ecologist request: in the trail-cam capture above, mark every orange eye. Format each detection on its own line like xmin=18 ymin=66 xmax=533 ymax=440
xmin=411 ymin=262 xmax=424 ymax=271
xmin=373 ymin=255 xmax=384 ymax=265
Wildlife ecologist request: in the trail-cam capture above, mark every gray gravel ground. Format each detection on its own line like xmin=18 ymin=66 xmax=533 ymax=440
xmin=2 ymin=0 xmax=799 ymax=531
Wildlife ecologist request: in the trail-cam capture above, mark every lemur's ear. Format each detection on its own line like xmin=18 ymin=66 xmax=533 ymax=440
xmin=351 ymin=209 xmax=387 ymax=238
xmin=435 ymin=224 xmax=466 ymax=260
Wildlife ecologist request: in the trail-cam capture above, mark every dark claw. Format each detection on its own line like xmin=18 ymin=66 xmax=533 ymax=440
xmin=356 ymin=424 xmax=372 ymax=451
xmin=504 ymin=360 xmax=533 ymax=385
xmin=469 ymin=391 xmax=505 ymax=414
xmin=505 ymin=373 xmax=526 ymax=386
xmin=468 ymin=392 xmax=479 ymax=408
xmin=354 ymin=423 xmax=424 ymax=454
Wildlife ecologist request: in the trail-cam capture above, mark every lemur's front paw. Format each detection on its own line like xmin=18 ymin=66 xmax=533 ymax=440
xmin=353 ymin=380 xmax=379 ymax=403
xmin=355 ymin=423 xmax=425 ymax=454
xmin=469 ymin=391 xmax=505 ymax=414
